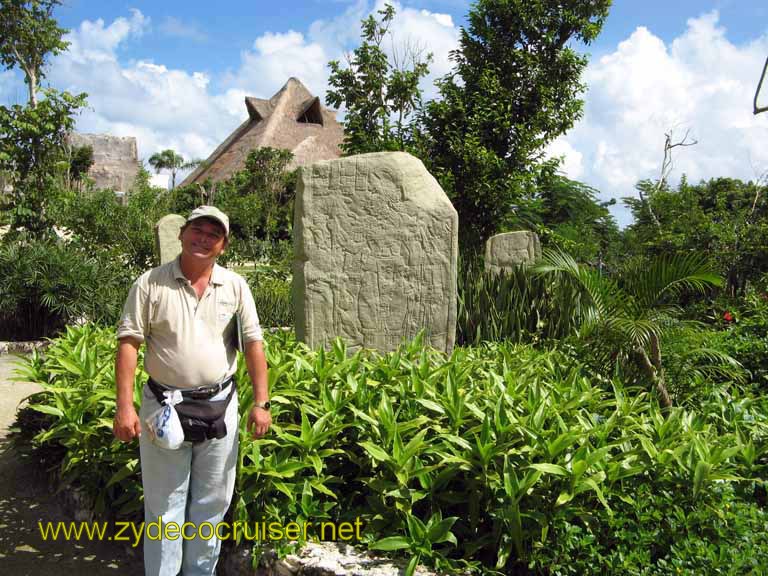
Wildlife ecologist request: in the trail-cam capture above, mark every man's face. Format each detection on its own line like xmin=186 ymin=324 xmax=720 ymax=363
xmin=179 ymin=218 xmax=227 ymax=261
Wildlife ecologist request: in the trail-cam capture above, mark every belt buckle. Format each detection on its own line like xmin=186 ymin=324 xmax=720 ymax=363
xmin=187 ymin=380 xmax=225 ymax=400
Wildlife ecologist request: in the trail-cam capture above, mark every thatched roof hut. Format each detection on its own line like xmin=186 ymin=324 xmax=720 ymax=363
xmin=180 ymin=77 xmax=343 ymax=186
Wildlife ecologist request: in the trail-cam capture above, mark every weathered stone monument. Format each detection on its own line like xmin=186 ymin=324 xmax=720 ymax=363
xmin=154 ymin=214 xmax=185 ymax=265
xmin=484 ymin=231 xmax=541 ymax=274
xmin=293 ymin=152 xmax=458 ymax=354
xmin=67 ymin=133 xmax=140 ymax=192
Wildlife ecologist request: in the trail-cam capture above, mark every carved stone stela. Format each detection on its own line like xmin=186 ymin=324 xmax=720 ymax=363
xmin=155 ymin=214 xmax=185 ymax=265
xmin=485 ymin=231 xmax=541 ymax=274
xmin=294 ymin=152 xmax=458 ymax=354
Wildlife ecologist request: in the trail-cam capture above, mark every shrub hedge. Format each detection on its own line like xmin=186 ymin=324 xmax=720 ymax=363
xmin=13 ymin=325 xmax=768 ymax=575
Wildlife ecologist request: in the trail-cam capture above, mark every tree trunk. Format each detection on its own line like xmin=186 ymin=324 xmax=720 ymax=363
xmin=636 ymin=344 xmax=672 ymax=409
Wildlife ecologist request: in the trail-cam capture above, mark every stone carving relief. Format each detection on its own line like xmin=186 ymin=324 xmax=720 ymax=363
xmin=294 ymin=152 xmax=458 ymax=354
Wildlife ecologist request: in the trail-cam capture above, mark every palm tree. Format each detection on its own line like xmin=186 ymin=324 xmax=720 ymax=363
xmin=534 ymin=250 xmax=722 ymax=408
xmin=147 ymin=149 xmax=202 ymax=188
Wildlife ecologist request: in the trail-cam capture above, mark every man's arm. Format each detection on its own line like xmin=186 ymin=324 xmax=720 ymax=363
xmin=113 ymin=337 xmax=142 ymax=442
xmin=244 ymin=340 xmax=271 ymax=438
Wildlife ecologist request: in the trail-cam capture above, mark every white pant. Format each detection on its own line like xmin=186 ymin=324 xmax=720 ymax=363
xmin=139 ymin=384 xmax=239 ymax=576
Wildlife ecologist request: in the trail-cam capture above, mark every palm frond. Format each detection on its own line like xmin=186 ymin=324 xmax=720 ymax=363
xmin=625 ymin=253 xmax=722 ymax=310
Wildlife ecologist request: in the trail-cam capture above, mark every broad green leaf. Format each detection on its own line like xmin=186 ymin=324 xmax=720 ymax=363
xmin=370 ymin=536 xmax=411 ymax=551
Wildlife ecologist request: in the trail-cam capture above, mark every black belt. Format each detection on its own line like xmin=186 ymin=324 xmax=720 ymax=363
xmin=148 ymin=376 xmax=234 ymax=400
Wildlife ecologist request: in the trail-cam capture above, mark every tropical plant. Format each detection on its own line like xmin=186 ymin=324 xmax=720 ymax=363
xmin=15 ymin=325 xmax=768 ymax=574
xmin=624 ymin=176 xmax=768 ymax=297
xmin=54 ymin=180 xmax=172 ymax=271
xmin=0 ymin=89 xmax=87 ymax=237
xmin=147 ymin=149 xmax=199 ymax=188
xmin=246 ymin=265 xmax=293 ymax=328
xmin=456 ymin=253 xmax=585 ymax=346
xmin=326 ymin=3 xmax=432 ymax=155
xmin=535 ymin=250 xmax=724 ymax=407
xmin=0 ymin=0 xmax=86 ymax=236
xmin=215 ymin=147 xmax=296 ymax=262
xmin=67 ymin=143 xmax=94 ymax=188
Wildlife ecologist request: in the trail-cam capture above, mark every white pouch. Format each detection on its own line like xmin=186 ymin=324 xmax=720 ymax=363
xmin=145 ymin=389 xmax=185 ymax=450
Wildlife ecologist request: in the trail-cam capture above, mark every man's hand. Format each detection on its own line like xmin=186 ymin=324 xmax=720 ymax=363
xmin=113 ymin=406 xmax=142 ymax=442
xmin=247 ymin=405 xmax=272 ymax=439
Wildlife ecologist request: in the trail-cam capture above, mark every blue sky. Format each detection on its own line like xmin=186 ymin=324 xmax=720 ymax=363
xmin=3 ymin=0 xmax=768 ymax=226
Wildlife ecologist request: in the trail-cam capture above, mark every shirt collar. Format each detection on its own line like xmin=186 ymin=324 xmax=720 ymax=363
xmin=172 ymin=256 xmax=225 ymax=286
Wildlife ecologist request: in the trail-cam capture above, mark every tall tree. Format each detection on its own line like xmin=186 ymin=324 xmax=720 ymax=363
xmin=148 ymin=149 xmax=198 ymax=189
xmin=531 ymin=171 xmax=621 ymax=267
xmin=0 ymin=0 xmax=85 ymax=237
xmin=326 ymin=3 xmax=432 ymax=155
xmin=418 ymin=0 xmax=611 ymax=251
xmin=0 ymin=0 xmax=69 ymax=108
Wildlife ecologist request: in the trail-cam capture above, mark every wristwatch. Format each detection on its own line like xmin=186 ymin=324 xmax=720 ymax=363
xmin=254 ymin=401 xmax=271 ymax=411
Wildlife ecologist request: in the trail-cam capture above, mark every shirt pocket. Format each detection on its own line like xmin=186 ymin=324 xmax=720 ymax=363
xmin=217 ymin=299 xmax=237 ymax=327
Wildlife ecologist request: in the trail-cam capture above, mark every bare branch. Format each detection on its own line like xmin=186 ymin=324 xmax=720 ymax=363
xmin=754 ymin=56 xmax=768 ymax=115
xmin=641 ymin=129 xmax=698 ymax=229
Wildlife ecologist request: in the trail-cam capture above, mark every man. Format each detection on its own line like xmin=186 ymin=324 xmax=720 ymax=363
xmin=113 ymin=206 xmax=271 ymax=576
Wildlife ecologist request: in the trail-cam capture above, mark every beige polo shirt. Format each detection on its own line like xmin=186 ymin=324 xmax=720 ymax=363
xmin=117 ymin=257 xmax=263 ymax=389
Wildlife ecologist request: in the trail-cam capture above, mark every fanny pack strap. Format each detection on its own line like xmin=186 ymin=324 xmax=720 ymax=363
xmin=146 ymin=378 xmax=236 ymax=442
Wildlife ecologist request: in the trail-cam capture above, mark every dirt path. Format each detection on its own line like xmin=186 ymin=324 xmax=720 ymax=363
xmin=0 ymin=354 xmax=143 ymax=575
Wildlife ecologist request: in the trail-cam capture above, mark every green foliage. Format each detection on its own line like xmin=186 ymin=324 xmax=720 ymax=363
xmin=246 ymin=265 xmax=293 ymax=328
xmin=53 ymin=182 xmax=172 ymax=271
xmin=529 ymin=171 xmax=622 ymax=267
xmin=0 ymin=88 xmax=87 ymax=236
xmin=624 ymin=177 xmax=768 ymax=296
xmin=659 ymin=325 xmax=748 ymax=402
xmin=16 ymin=325 xmax=768 ymax=574
xmin=12 ymin=325 xmax=144 ymax=518
xmin=326 ymin=3 xmax=432 ymax=155
xmin=457 ymin=254 xmax=585 ymax=346
xmin=0 ymin=239 xmax=132 ymax=339
xmin=67 ymin=143 xmax=94 ymax=184
xmin=530 ymin=481 xmax=768 ymax=575
xmin=212 ymin=147 xmax=296 ymax=262
xmin=0 ymin=0 xmax=69 ymax=105
xmin=418 ymin=0 xmax=611 ymax=251
xmin=697 ymin=291 xmax=768 ymax=392
xmin=535 ymin=249 xmax=723 ymax=407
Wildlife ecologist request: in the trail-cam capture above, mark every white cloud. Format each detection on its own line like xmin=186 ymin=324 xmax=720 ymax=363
xmin=552 ymin=11 xmax=768 ymax=226
xmin=0 ymin=3 xmax=462 ymax=169
xmin=66 ymin=8 xmax=148 ymax=63
xmin=224 ymin=0 xmax=460 ymax=103
xmin=45 ymin=10 xmax=240 ymax=164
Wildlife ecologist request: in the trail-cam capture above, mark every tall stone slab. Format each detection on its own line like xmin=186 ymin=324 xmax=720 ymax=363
xmin=294 ymin=152 xmax=458 ymax=354
xmin=484 ymin=231 xmax=541 ymax=274
xmin=154 ymin=214 xmax=185 ymax=265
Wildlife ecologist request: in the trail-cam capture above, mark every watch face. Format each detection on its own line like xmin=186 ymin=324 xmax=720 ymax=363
xmin=259 ymin=401 xmax=271 ymax=410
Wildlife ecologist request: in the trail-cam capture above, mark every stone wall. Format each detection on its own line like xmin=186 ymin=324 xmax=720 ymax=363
xmin=68 ymin=133 xmax=140 ymax=192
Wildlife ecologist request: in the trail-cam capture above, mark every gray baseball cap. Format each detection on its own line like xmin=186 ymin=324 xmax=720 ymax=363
xmin=187 ymin=205 xmax=230 ymax=237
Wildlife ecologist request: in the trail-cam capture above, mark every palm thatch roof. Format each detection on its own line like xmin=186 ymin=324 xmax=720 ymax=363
xmin=180 ymin=78 xmax=343 ymax=187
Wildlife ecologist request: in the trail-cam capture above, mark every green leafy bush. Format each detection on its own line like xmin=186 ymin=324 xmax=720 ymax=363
xmin=246 ymin=264 xmax=293 ymax=328
xmin=14 ymin=325 xmax=768 ymax=574
xmin=53 ymin=179 xmax=172 ymax=271
xmin=0 ymin=240 xmax=132 ymax=339
xmin=13 ymin=325 xmax=143 ymax=518
xmin=456 ymin=254 xmax=584 ymax=346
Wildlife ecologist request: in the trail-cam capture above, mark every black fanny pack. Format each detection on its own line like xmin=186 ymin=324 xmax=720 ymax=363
xmin=147 ymin=377 xmax=236 ymax=443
